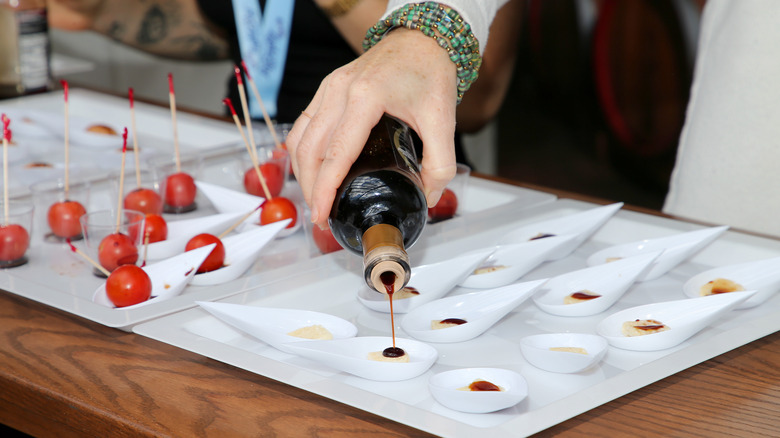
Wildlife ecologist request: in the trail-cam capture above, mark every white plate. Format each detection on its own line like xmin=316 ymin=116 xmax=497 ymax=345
xmin=504 ymin=202 xmax=623 ymax=260
xmin=357 ymin=248 xmax=494 ymax=314
xmin=401 ymin=279 xmax=546 ymax=343
xmin=145 ymin=211 xmax=246 ymax=260
xmin=533 ymin=251 xmax=661 ymax=317
xmin=682 ymin=256 xmax=780 ymax=309
xmin=189 ymin=219 xmax=290 ymax=286
xmin=596 ymin=291 xmax=756 ymax=351
xmin=428 ymin=368 xmax=528 ymax=413
xmin=586 ymin=225 xmax=729 ymax=281
xmin=281 ymin=336 xmax=438 ymax=382
xmin=92 ymin=244 xmax=214 ymax=309
xmin=519 ymin=333 xmax=608 ymax=373
xmin=459 ymin=234 xmax=576 ymax=289
xmin=197 ymin=301 xmax=358 ymax=353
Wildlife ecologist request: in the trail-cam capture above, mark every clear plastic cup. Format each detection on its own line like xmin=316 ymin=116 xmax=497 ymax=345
xmin=30 ymin=177 xmax=91 ymax=242
xmin=79 ymin=209 xmax=145 ymax=276
xmin=0 ymin=199 xmax=34 ymax=268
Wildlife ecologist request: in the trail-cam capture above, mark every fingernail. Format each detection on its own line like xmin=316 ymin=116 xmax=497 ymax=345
xmin=310 ymin=209 xmax=319 ymax=224
xmin=317 ymin=222 xmax=328 ymax=231
xmin=426 ymin=189 xmax=442 ymax=207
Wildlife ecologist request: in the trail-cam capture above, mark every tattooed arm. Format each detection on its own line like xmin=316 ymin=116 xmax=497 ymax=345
xmin=49 ymin=0 xmax=229 ymax=61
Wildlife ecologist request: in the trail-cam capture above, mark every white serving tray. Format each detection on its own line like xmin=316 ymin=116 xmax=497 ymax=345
xmin=133 ymin=199 xmax=780 ymax=437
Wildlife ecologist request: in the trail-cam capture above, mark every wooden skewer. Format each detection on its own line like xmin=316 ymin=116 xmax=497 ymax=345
xmin=240 ymin=60 xmax=283 ymax=150
xmin=234 ymin=66 xmax=258 ymax=163
xmin=67 ymin=238 xmax=111 ymax=277
xmin=217 ymin=203 xmax=263 ymax=239
xmin=115 ymin=128 xmax=129 ymax=232
xmin=223 ymin=98 xmax=272 ymax=200
xmin=128 ymin=88 xmax=142 ymax=188
xmin=168 ymin=73 xmax=181 ymax=173
xmin=141 ymin=231 xmax=150 ymax=268
xmin=61 ymin=80 xmax=71 ymax=198
xmin=2 ymin=114 xmax=9 ymax=223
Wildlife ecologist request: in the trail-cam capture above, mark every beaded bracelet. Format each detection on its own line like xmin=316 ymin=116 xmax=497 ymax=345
xmin=363 ymin=2 xmax=482 ymax=104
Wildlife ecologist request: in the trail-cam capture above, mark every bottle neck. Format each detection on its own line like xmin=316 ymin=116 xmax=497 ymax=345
xmin=362 ymin=224 xmax=410 ymax=293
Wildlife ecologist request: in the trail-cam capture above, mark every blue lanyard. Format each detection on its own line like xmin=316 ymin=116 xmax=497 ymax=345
xmin=232 ymin=0 xmax=295 ymax=119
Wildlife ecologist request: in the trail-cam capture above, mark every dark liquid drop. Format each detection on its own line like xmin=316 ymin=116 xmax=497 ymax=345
xmin=530 ymin=233 xmax=556 ymax=240
xmin=570 ymin=291 xmax=601 ymax=300
xmin=469 ymin=380 xmax=501 ymax=391
xmin=637 ymin=324 xmax=666 ymax=331
xmin=440 ymin=318 xmax=467 ymax=325
xmin=382 ymin=347 xmax=406 ymax=358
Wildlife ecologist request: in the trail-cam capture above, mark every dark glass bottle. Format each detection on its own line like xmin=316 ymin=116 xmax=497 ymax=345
xmin=329 ymin=114 xmax=427 ymax=293
xmin=0 ymin=0 xmax=51 ymax=99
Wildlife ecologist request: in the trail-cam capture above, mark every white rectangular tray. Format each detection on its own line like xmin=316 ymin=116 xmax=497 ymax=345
xmin=133 ymin=199 xmax=780 ymax=437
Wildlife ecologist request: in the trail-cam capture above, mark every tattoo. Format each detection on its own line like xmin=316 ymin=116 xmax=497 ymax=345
xmin=170 ymin=35 xmax=225 ymax=61
xmin=136 ymin=6 xmax=168 ymax=45
xmin=107 ymin=21 xmax=125 ymax=40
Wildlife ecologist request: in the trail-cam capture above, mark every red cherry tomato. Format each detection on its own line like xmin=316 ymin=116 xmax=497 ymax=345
xmin=47 ymin=200 xmax=87 ymax=238
xmin=0 ymin=224 xmax=29 ymax=261
xmin=243 ymin=162 xmax=284 ymax=198
xmin=98 ymin=233 xmax=139 ymax=272
xmin=106 ymin=264 xmax=152 ymax=308
xmin=124 ymin=187 xmax=163 ymax=215
xmin=164 ymin=172 xmax=197 ymax=208
xmin=260 ymin=197 xmax=297 ymax=229
xmin=311 ymin=225 xmax=341 ymax=254
xmin=185 ymin=233 xmax=225 ymax=273
xmin=427 ymin=188 xmax=458 ymax=222
xmin=142 ymin=214 xmax=167 ymax=243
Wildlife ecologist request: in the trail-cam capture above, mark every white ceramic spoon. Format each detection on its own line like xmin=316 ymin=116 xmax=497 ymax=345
xmin=145 ymin=211 xmax=247 ymax=260
xmin=428 ymin=368 xmax=528 ymax=413
xmin=682 ymin=255 xmax=780 ymax=309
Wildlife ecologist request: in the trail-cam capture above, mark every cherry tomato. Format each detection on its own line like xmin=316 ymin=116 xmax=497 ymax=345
xmin=164 ymin=172 xmax=197 ymax=208
xmin=260 ymin=197 xmax=297 ymax=229
xmin=98 ymin=233 xmax=139 ymax=272
xmin=47 ymin=200 xmax=87 ymax=238
xmin=0 ymin=224 xmax=29 ymax=261
xmin=243 ymin=162 xmax=284 ymax=198
xmin=124 ymin=187 xmax=163 ymax=215
xmin=427 ymin=188 xmax=458 ymax=222
xmin=311 ymin=225 xmax=341 ymax=254
xmin=185 ymin=233 xmax=225 ymax=273
xmin=106 ymin=264 xmax=152 ymax=308
xmin=142 ymin=214 xmax=167 ymax=243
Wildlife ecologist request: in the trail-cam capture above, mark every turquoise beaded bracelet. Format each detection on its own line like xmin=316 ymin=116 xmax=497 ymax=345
xmin=363 ymin=2 xmax=482 ymax=104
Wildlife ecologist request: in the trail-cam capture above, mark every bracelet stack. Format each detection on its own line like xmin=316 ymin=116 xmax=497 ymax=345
xmin=363 ymin=2 xmax=482 ymax=104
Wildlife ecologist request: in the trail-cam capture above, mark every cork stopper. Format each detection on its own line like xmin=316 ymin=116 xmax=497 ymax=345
xmin=362 ymin=224 xmax=411 ymax=293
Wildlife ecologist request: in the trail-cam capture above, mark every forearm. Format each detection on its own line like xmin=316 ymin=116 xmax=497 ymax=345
xmin=50 ymin=0 xmax=229 ymax=61
xmin=314 ymin=0 xmax=388 ymax=54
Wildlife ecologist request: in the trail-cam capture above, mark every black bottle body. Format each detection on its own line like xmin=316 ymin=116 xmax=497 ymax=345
xmin=329 ymin=115 xmax=426 ymax=292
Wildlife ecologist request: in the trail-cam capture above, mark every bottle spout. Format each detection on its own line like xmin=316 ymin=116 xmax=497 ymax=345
xmin=362 ymin=224 xmax=411 ymax=293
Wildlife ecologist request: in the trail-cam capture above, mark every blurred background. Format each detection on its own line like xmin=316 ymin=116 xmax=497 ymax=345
xmin=47 ymin=0 xmax=706 ymax=210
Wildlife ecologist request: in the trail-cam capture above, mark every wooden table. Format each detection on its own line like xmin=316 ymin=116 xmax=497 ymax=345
xmin=1 ymin=182 xmax=779 ymax=438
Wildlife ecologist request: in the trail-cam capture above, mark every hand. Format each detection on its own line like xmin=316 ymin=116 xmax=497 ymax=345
xmin=287 ymin=28 xmax=458 ymax=230
xmin=48 ymin=0 xmax=106 ymax=30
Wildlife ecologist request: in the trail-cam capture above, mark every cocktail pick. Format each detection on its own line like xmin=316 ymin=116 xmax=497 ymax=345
xmin=223 ymin=98 xmax=272 ymax=200
xmin=128 ymin=88 xmax=142 ymax=188
xmin=2 ymin=114 xmax=10 ymax=222
xmin=61 ymin=80 xmax=71 ymax=198
xmin=234 ymin=66 xmax=258 ymax=163
xmin=115 ymin=128 xmax=129 ymax=232
xmin=217 ymin=203 xmax=264 ymax=239
xmin=241 ymin=60 xmax=283 ymax=150
xmin=67 ymin=238 xmax=111 ymax=277
xmin=168 ymin=73 xmax=181 ymax=172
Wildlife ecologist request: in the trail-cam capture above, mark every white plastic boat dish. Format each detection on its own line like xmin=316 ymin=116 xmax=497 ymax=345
xmin=189 ymin=219 xmax=290 ymax=286
xmin=196 ymin=180 xmax=301 ymax=237
xmin=280 ymin=336 xmax=438 ymax=382
xmin=459 ymin=234 xmax=577 ymax=289
xmin=145 ymin=211 xmax=247 ymax=260
xmin=401 ymin=279 xmax=547 ymax=343
xmin=92 ymin=243 xmax=214 ymax=309
xmin=596 ymin=290 xmax=756 ymax=351
xmin=520 ymin=333 xmax=608 ymax=373
xmin=586 ymin=225 xmax=729 ymax=282
xmin=532 ymin=251 xmax=661 ymax=317
xmin=357 ymin=248 xmax=495 ymax=314
xmin=428 ymin=368 xmax=528 ymax=413
xmin=196 ymin=301 xmax=358 ymax=353
xmin=503 ymin=202 xmax=623 ymax=260
xmin=682 ymin=256 xmax=780 ymax=309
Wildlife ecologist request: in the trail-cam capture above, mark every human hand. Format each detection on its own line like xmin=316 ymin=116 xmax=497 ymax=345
xmin=287 ymin=28 xmax=458 ymax=230
xmin=48 ymin=0 xmax=106 ymax=31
